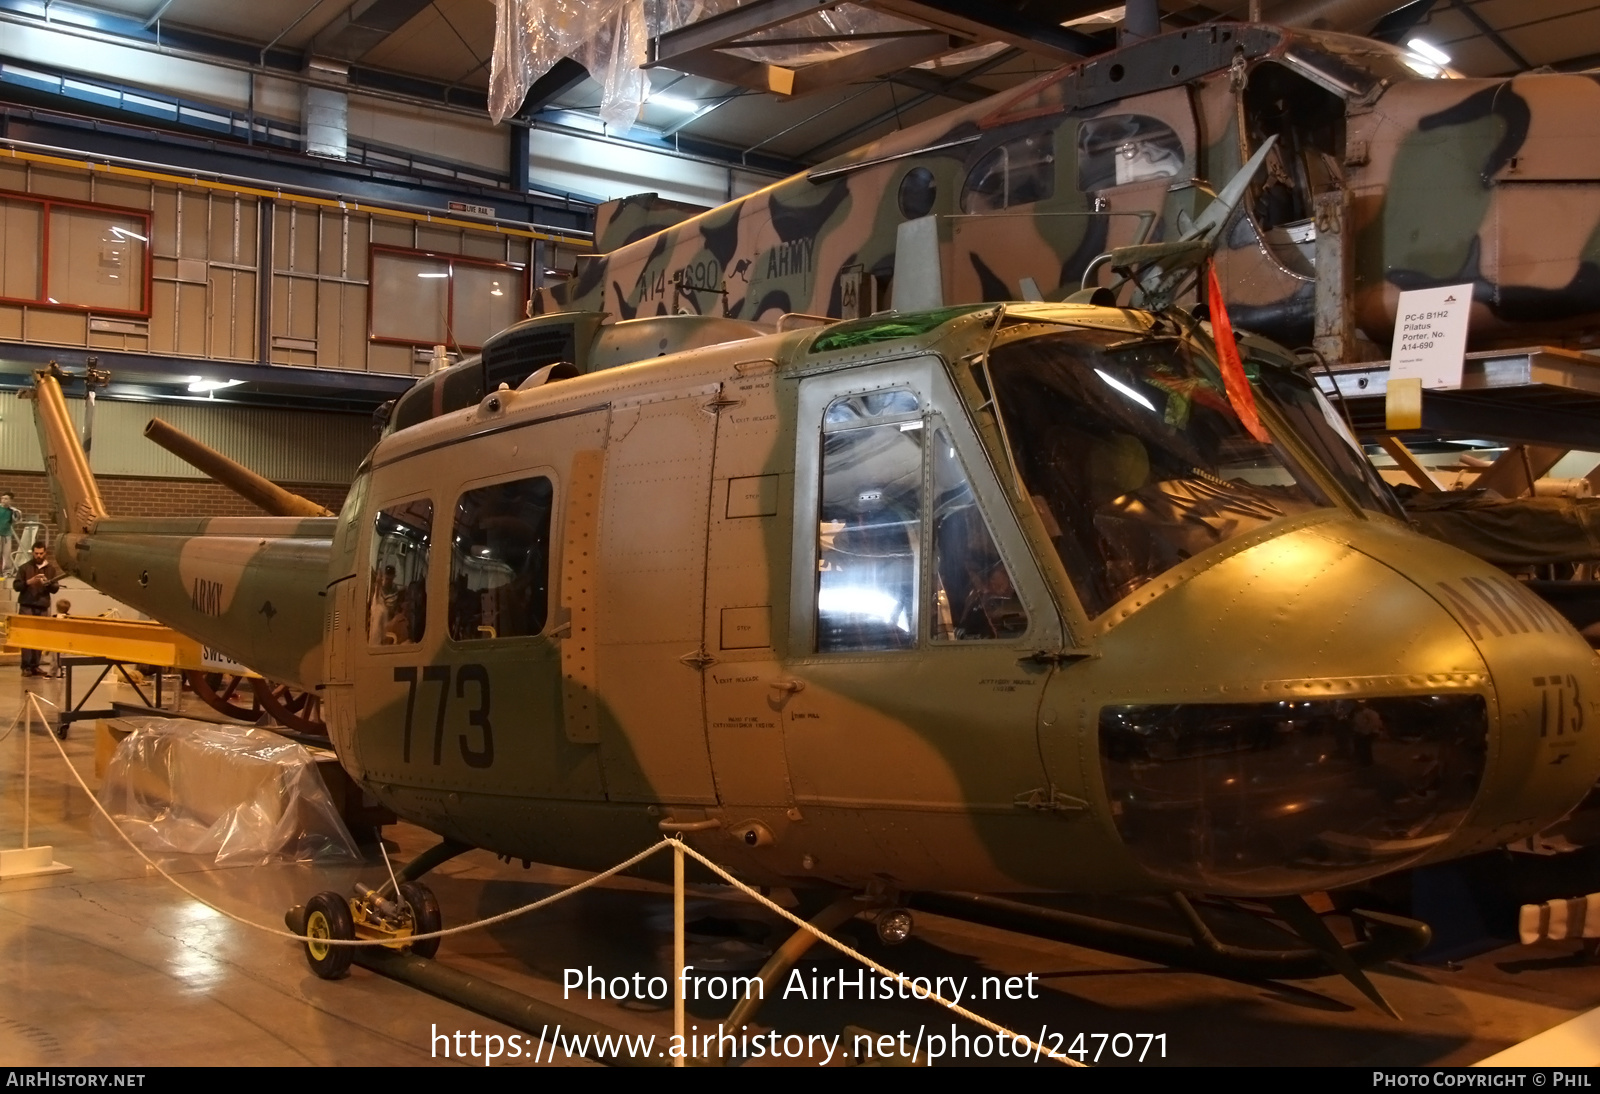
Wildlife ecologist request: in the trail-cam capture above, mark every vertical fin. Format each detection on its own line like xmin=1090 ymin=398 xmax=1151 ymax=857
xmin=29 ymin=370 xmax=108 ymax=534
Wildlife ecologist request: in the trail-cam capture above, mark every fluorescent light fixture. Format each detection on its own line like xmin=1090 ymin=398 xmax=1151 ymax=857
xmin=416 ymin=271 xmax=449 ymax=278
xmin=1407 ymin=38 xmax=1451 ymax=65
xmin=1095 ymin=368 xmax=1156 ymax=411
xmin=187 ymin=378 xmax=244 ymax=393
xmin=108 ymin=225 xmax=148 ymax=242
xmin=646 ymin=93 xmax=701 ymax=114
xmin=1401 ymin=55 xmax=1442 ymax=78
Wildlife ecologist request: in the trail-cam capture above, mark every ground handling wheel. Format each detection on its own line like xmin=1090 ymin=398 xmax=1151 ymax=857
xmin=303 ymin=891 xmax=355 ymax=979
xmin=398 ymin=881 xmax=442 ymax=959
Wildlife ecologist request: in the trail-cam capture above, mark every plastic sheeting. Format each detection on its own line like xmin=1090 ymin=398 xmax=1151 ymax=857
xmin=96 ymin=718 xmax=360 ymax=866
xmin=489 ymin=0 xmax=925 ymax=131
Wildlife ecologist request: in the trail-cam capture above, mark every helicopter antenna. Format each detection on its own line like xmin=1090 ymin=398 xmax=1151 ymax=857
xmin=1069 ymin=134 xmax=1279 ymax=312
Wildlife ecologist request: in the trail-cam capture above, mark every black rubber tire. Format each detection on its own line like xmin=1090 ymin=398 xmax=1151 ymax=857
xmin=303 ymin=891 xmax=355 ymax=979
xmin=399 ymin=881 xmax=443 ymax=960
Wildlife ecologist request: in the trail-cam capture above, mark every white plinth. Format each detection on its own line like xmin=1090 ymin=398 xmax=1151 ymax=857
xmin=0 ymin=845 xmax=72 ymax=879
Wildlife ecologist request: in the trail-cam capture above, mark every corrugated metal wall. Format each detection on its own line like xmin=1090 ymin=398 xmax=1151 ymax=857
xmin=0 ymin=391 xmax=371 ymax=483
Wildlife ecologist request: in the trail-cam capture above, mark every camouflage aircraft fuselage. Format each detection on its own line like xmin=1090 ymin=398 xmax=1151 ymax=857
xmin=537 ymin=24 xmax=1600 ymax=355
xmin=37 ymin=304 xmax=1599 ymax=898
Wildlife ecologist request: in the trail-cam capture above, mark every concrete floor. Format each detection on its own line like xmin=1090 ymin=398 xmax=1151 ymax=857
xmin=1 ymin=662 xmax=1598 ymax=1068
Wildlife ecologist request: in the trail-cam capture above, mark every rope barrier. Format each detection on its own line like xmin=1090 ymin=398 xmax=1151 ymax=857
xmin=19 ymin=695 xmax=1081 ymax=1065
xmin=24 ymin=693 xmax=662 ymax=946
xmin=670 ymin=839 xmax=1081 ymax=1067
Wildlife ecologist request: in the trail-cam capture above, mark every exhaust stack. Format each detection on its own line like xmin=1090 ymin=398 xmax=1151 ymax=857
xmin=143 ymin=417 xmax=333 ymax=518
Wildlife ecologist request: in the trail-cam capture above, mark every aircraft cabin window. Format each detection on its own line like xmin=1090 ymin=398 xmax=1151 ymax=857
xmin=960 ymin=134 xmax=1056 ymax=214
xmin=448 ymin=476 xmax=554 ymax=642
xmin=816 ymin=390 xmax=924 ymax=652
xmin=369 ymin=499 xmax=432 ymax=646
xmin=1076 ymin=115 xmax=1184 ymax=191
xmin=930 ymin=424 xmax=1027 ymax=641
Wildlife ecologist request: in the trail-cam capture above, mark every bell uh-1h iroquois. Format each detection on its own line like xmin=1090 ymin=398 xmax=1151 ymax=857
xmin=25 ymin=195 xmax=1600 ymax=1010
xmin=546 ymin=21 xmax=1600 ymax=357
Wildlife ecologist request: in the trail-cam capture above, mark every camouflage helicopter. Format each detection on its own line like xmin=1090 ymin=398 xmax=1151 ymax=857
xmin=543 ymin=21 xmax=1600 ymax=359
xmin=24 ymin=133 xmax=1600 ymax=1013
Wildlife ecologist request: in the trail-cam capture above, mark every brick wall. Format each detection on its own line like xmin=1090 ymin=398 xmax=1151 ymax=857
xmin=0 ymin=471 xmax=349 ymax=541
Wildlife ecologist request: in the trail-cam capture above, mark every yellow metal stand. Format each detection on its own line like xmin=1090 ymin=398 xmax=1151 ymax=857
xmin=3 ymin=615 xmax=259 ymax=676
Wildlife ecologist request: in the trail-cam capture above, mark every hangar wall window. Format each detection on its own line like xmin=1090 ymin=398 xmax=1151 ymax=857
xmin=370 ymin=246 xmax=526 ymax=350
xmin=1077 ymin=115 xmax=1184 ymax=191
xmin=449 ymin=476 xmax=554 ymax=641
xmin=369 ymin=498 xmax=432 ymax=646
xmin=930 ymin=423 xmax=1027 ymax=641
xmin=960 ymin=134 xmax=1056 ymax=213
xmin=0 ymin=191 xmax=151 ymax=315
xmin=816 ymin=389 xmax=924 ymax=652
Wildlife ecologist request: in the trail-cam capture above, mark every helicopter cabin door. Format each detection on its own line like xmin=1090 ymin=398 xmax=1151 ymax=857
xmin=779 ymin=357 xmax=1063 ymax=891
xmin=701 ymin=361 xmax=796 ymax=808
xmin=592 ymin=386 xmax=720 ymax=805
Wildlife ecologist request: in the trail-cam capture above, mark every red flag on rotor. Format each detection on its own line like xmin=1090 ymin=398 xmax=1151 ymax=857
xmin=1205 ymin=264 xmax=1271 ymax=445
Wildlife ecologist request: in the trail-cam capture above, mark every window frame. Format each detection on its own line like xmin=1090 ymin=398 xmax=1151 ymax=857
xmin=792 ymin=355 xmax=1047 ymax=658
xmin=365 ymin=493 xmax=436 ymax=651
xmin=443 ymin=466 xmax=560 ymax=648
xmin=0 ymin=188 xmax=153 ymax=318
xmin=1075 ymin=114 xmax=1186 ymax=193
xmin=368 ymin=244 xmax=528 ymax=351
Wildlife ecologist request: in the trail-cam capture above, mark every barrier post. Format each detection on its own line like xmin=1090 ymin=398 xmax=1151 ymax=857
xmin=673 ymin=836 xmax=685 ymax=1068
xmin=0 ymin=694 xmax=70 ymax=878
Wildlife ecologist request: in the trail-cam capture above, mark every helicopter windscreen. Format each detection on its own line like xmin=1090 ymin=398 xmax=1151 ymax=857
xmin=988 ymin=331 xmax=1337 ymax=617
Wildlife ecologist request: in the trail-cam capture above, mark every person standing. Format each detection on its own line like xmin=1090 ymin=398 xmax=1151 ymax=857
xmin=13 ymin=541 xmax=61 ymax=678
xmin=0 ymin=492 xmax=18 ymax=577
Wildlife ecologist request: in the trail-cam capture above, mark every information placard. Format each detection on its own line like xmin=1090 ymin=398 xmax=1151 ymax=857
xmin=1389 ymin=284 xmax=1473 ymax=389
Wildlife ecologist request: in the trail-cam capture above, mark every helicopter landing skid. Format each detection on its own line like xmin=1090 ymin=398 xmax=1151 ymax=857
xmin=906 ymin=890 xmax=1429 ymax=1015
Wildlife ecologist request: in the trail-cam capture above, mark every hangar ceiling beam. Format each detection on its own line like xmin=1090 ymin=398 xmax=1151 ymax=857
xmin=307 ymin=0 xmax=437 ymax=61
xmin=649 ymin=0 xmax=1100 ymax=97
xmin=888 ymin=67 xmax=993 ymax=104
xmin=1447 ymin=0 xmax=1529 ymax=71
xmin=794 ymin=45 xmax=1023 ymax=159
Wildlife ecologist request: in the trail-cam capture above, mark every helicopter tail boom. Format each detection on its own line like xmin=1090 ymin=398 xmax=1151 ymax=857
xmin=27 ymin=370 xmax=334 ymax=690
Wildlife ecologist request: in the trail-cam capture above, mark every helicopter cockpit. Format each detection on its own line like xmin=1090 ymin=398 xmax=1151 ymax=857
xmin=984 ymin=325 xmax=1396 ymax=616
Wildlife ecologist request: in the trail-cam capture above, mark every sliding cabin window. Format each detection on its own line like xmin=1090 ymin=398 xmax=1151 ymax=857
xmin=960 ymin=134 xmax=1056 ymax=213
xmin=1077 ymin=115 xmax=1184 ymax=192
xmin=448 ymin=476 xmax=555 ymax=642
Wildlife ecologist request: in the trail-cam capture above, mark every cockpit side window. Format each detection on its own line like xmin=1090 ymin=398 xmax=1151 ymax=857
xmin=931 ymin=423 xmax=1028 ymax=641
xmin=448 ymin=476 xmax=554 ymax=641
xmin=369 ymin=498 xmax=432 ymax=646
xmin=961 ymin=134 xmax=1056 ymax=214
xmin=1077 ymin=115 xmax=1184 ymax=192
xmin=816 ymin=390 xmax=924 ymax=652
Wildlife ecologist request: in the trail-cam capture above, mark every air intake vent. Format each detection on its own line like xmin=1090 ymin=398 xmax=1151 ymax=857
xmin=483 ymin=322 xmax=576 ymax=390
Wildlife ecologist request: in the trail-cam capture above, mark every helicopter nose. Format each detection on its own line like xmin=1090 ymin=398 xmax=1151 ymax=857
xmin=1079 ymin=517 xmax=1600 ymax=898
